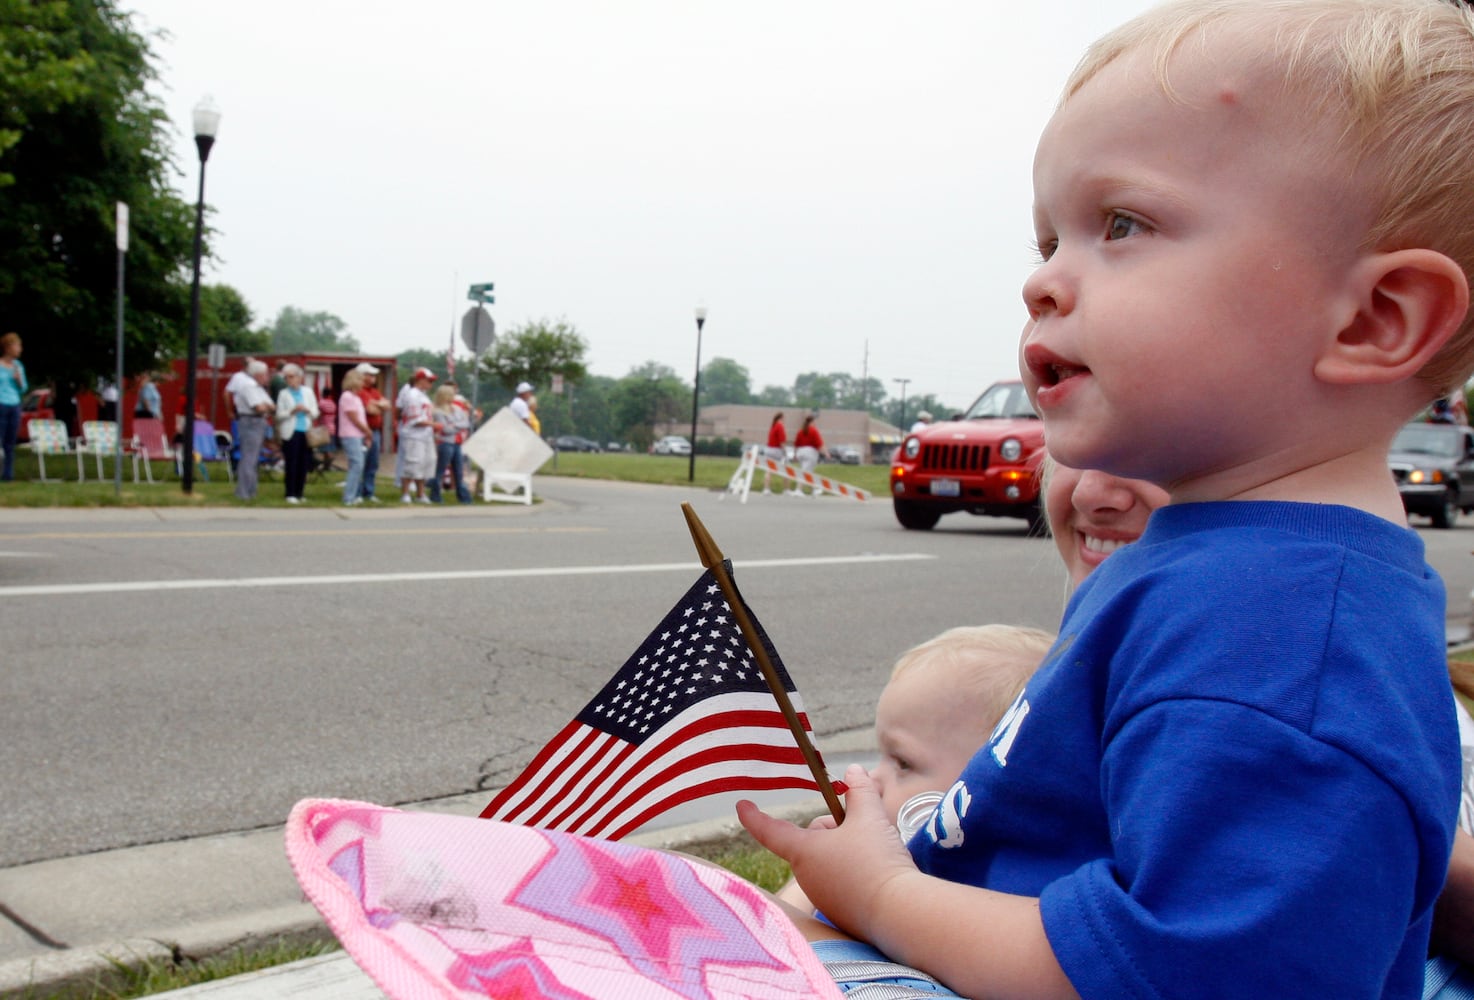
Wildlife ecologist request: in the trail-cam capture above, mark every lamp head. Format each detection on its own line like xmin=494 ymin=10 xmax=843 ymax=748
xmin=193 ymin=96 xmax=222 ymax=161
xmin=694 ymin=305 xmax=707 ymax=325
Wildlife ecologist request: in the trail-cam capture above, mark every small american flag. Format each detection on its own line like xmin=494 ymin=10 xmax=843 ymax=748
xmin=480 ymin=564 xmax=834 ymax=840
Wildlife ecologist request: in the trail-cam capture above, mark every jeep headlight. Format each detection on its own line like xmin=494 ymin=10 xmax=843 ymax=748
xmin=1000 ymin=437 xmax=1022 ymax=462
xmin=1409 ymin=469 xmax=1445 ymax=484
xmin=904 ymin=437 xmax=920 ymax=459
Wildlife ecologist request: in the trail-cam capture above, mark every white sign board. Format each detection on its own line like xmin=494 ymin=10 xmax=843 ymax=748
xmin=462 ymin=406 xmax=553 ymax=479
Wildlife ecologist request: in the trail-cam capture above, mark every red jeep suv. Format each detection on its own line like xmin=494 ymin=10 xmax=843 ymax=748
xmin=889 ymin=381 xmax=1046 ymax=532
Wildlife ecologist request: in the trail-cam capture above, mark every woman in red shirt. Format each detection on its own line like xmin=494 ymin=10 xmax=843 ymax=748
xmin=763 ymin=412 xmax=787 ymax=494
xmin=792 ymin=414 xmax=823 ymax=496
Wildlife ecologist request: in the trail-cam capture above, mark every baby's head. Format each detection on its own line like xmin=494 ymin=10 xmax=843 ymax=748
xmin=1024 ymin=0 xmax=1474 ymax=487
xmin=870 ymin=625 xmax=1054 ymax=823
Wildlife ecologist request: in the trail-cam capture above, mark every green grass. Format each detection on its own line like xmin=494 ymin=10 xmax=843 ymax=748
xmin=11 ymin=938 xmax=342 ymax=1000
xmin=0 ymin=449 xmax=894 ymax=507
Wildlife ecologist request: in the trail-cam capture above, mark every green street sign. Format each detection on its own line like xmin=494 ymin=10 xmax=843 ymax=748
xmin=467 ymin=282 xmax=495 ymax=304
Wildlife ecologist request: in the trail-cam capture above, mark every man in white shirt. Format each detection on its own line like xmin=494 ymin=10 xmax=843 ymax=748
xmin=510 ymin=381 xmax=534 ymax=427
xmin=228 ymin=360 xmax=274 ymax=500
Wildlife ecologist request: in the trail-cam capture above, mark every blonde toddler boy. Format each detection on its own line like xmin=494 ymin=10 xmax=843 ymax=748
xmin=741 ymin=2 xmax=1474 ymax=996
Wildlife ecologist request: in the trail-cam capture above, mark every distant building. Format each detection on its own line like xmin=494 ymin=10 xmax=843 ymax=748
xmin=657 ymin=404 xmax=903 ymax=463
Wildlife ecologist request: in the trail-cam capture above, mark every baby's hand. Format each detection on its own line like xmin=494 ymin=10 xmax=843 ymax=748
xmin=738 ymin=765 xmax=917 ymax=941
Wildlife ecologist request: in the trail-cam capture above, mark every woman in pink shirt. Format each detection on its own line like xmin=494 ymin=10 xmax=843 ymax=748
xmin=337 ymin=369 xmax=372 ymax=507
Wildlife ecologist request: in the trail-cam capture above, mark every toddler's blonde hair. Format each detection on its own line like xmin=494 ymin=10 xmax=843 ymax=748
xmin=891 ymin=625 xmax=1054 ymax=728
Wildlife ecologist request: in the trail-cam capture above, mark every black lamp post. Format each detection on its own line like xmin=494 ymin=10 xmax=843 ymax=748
xmin=688 ymin=305 xmax=707 ymax=482
xmin=181 ymin=97 xmax=221 ymax=494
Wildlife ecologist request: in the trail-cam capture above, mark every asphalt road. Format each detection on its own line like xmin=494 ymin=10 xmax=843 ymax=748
xmin=2 ymin=478 xmax=1471 ymax=869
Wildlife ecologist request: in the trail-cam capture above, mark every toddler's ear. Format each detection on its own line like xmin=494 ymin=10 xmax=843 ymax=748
xmin=1315 ymin=249 xmax=1469 ymax=385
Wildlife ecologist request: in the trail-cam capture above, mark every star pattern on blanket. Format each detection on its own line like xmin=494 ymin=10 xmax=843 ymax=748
xmin=514 ymin=834 xmax=788 ymax=1000
xmin=446 ymin=940 xmax=595 ymax=1000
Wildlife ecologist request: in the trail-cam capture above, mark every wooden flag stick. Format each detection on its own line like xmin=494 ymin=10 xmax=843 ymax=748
xmin=681 ymin=502 xmax=845 ymax=824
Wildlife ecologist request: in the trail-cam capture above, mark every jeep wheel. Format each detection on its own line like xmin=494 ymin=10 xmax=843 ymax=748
xmin=893 ymin=498 xmax=942 ymax=531
xmin=1432 ymin=486 xmax=1460 ymax=529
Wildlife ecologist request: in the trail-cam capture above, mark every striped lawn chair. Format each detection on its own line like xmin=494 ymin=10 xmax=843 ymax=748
xmin=75 ymin=420 xmax=120 ymax=481
xmin=26 ymin=419 xmax=76 ymax=482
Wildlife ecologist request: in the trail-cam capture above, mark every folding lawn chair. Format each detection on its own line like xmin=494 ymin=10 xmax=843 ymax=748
xmin=26 ymin=419 xmax=77 ymax=482
xmin=187 ymin=419 xmax=232 ymax=482
xmin=74 ymin=420 xmax=120 ymax=481
xmin=127 ymin=417 xmax=174 ymax=484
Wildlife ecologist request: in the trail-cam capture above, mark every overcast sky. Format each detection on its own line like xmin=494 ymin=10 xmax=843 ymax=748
xmin=123 ymin=1 xmax=1156 ymax=413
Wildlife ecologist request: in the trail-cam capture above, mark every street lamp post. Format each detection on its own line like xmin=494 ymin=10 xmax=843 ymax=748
xmin=688 ymin=306 xmax=707 ymax=482
xmin=893 ymin=377 xmax=911 ymax=434
xmin=181 ymin=97 xmax=221 ymax=494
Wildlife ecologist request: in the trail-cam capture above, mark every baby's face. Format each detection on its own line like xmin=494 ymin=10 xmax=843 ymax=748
xmin=869 ymin=662 xmax=1001 ymax=824
xmin=1019 ymin=39 xmax=1370 ymax=495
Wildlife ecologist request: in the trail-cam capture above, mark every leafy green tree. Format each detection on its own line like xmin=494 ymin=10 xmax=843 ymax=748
xmin=541 ymin=374 xmax=615 ymax=443
xmin=699 ymin=357 xmax=752 ymax=405
xmin=478 ymin=318 xmax=588 ymax=392
xmin=264 ymin=306 xmax=360 ymax=353
xmin=1 ymin=0 xmax=199 ymax=384
xmin=610 ymin=362 xmax=687 ymax=451
xmin=754 ymin=384 xmax=792 ymax=406
xmin=836 ymin=375 xmax=886 ymax=414
xmin=395 ymin=347 xmax=450 ymax=386
xmin=793 ymin=372 xmax=839 ymax=410
xmin=909 ymin=392 xmax=957 ymax=422
xmin=199 ymin=284 xmax=266 ymax=353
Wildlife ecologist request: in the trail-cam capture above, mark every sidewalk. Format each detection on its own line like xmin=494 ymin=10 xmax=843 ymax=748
xmin=0 ymin=731 xmax=874 ymax=999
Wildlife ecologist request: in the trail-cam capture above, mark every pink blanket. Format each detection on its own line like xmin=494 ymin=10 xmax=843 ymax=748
xmin=285 ymin=799 xmax=843 ymax=999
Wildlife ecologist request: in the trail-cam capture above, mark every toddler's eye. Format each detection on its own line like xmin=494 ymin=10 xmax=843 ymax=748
xmin=1105 ymin=212 xmax=1144 ymax=241
xmin=1029 ymin=237 xmax=1056 ymax=264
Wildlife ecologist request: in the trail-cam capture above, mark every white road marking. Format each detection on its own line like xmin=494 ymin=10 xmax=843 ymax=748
xmin=0 ymin=553 xmax=934 ymax=598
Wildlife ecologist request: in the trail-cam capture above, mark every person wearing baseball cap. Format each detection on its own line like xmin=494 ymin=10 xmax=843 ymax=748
xmin=395 ymin=367 xmax=438 ymax=503
xmin=353 ymin=363 xmax=389 ymax=502
xmin=511 ymin=381 xmax=535 ymax=428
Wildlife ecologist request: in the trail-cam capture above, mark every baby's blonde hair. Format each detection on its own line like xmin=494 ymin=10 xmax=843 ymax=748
xmin=891 ymin=625 xmax=1054 ymax=727
xmin=1067 ymin=0 xmax=1474 ymax=394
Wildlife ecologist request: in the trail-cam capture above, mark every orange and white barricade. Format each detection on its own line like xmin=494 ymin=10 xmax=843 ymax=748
xmin=724 ymin=445 xmax=870 ymax=503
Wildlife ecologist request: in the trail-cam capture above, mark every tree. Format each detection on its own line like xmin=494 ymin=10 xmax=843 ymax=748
xmin=478 ymin=318 xmax=588 ymax=391
xmin=199 ymin=284 xmax=266 ymax=353
xmin=836 ymin=375 xmax=886 ymax=414
xmin=0 ymin=0 xmax=200 ymax=385
xmin=699 ymin=357 xmax=752 ymax=405
xmin=264 ymin=306 xmax=360 ymax=353
xmin=610 ymin=362 xmax=687 ymax=452
xmin=754 ymin=384 xmax=793 ymax=406
xmin=793 ymin=372 xmax=839 ymax=410
xmin=395 ymin=348 xmax=449 ymax=387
